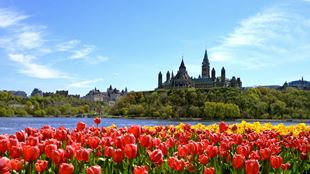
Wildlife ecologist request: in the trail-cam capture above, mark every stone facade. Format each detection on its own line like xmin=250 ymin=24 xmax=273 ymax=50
xmin=282 ymin=77 xmax=310 ymax=90
xmin=8 ymin=91 xmax=27 ymax=98
xmin=157 ymin=50 xmax=242 ymax=89
xmin=83 ymin=85 xmax=128 ymax=102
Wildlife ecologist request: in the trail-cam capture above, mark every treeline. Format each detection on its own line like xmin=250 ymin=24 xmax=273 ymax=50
xmin=0 ymin=92 xmax=106 ymax=117
xmin=109 ymin=87 xmax=310 ymax=119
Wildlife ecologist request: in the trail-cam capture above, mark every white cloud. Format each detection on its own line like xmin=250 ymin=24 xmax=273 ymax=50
xmin=88 ymin=55 xmax=109 ymax=64
xmin=69 ymin=45 xmax=95 ymax=59
xmin=8 ymin=53 xmax=34 ymax=63
xmin=67 ymin=78 xmax=103 ymax=88
xmin=8 ymin=54 xmax=67 ymax=79
xmin=17 ymin=31 xmax=44 ymax=49
xmin=0 ymin=9 xmax=28 ymax=28
xmin=209 ymin=6 xmax=310 ymax=69
xmin=96 ymin=55 xmax=109 ymax=62
xmin=56 ymin=40 xmax=80 ymax=51
xmin=0 ymin=8 xmax=110 ymax=83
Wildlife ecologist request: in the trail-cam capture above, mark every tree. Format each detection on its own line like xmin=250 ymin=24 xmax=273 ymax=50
xmin=270 ymin=100 xmax=287 ymax=116
xmin=14 ymin=108 xmax=28 ymax=116
xmin=33 ymin=109 xmax=46 ymax=117
xmin=188 ymin=106 xmax=200 ymax=118
xmin=204 ymin=102 xmax=217 ymax=119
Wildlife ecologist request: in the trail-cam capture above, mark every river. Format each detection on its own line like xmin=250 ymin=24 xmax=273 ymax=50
xmin=0 ymin=117 xmax=308 ymax=135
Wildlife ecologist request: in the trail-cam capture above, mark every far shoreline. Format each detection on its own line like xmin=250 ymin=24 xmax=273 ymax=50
xmin=1 ymin=115 xmax=309 ymax=123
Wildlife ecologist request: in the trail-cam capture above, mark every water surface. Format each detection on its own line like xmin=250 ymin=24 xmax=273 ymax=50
xmin=0 ymin=117 xmax=307 ymax=135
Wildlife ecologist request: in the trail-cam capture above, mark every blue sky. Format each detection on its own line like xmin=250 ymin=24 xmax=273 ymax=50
xmin=0 ymin=0 xmax=309 ymax=96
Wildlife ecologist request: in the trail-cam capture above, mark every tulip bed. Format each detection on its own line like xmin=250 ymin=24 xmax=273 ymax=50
xmin=0 ymin=119 xmax=309 ymax=174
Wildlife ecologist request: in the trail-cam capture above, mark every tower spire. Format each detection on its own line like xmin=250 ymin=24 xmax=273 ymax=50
xmin=202 ymin=49 xmax=210 ymax=78
xmin=203 ymin=49 xmax=209 ymax=63
xmin=179 ymin=57 xmax=186 ymax=69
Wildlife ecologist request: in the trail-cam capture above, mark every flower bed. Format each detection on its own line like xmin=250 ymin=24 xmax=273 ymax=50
xmin=0 ymin=119 xmax=309 ymax=174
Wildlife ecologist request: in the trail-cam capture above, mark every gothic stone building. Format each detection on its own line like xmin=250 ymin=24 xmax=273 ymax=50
xmin=83 ymin=85 xmax=128 ymax=102
xmin=157 ymin=50 xmax=242 ymax=89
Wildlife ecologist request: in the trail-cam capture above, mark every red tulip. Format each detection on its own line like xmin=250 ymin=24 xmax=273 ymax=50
xmin=157 ymin=142 xmax=168 ymax=156
xmin=55 ymin=128 xmax=67 ymax=141
xmin=104 ymin=146 xmax=113 ymax=157
xmin=248 ymin=151 xmax=260 ymax=160
xmin=166 ymin=137 xmax=176 ymax=148
xmin=23 ymin=145 xmax=40 ymax=162
xmin=0 ymin=139 xmax=9 ymax=155
xmin=199 ymin=154 xmax=209 ymax=165
xmin=16 ymin=130 xmax=26 ymax=142
xmin=237 ymin=145 xmax=250 ymax=158
xmin=178 ymin=145 xmax=189 ymax=157
xmin=245 ymin=159 xmax=260 ymax=174
xmin=231 ymin=124 xmax=238 ymax=132
xmin=133 ymin=165 xmax=148 ymax=174
xmin=204 ymin=167 xmax=215 ymax=174
xmin=232 ymin=154 xmax=245 ymax=169
xmin=123 ymin=134 xmax=136 ymax=145
xmin=112 ymin=148 xmax=124 ymax=163
xmin=219 ymin=121 xmax=228 ymax=133
xmin=9 ymin=138 xmax=18 ymax=147
xmin=94 ymin=117 xmax=101 ymax=125
xmin=112 ymin=136 xmax=123 ymax=149
xmin=65 ymin=145 xmax=74 ymax=159
xmin=87 ymin=165 xmax=101 ymax=174
xmin=300 ymin=152 xmax=308 ymax=160
xmin=0 ymin=157 xmax=11 ymax=174
xmin=188 ymin=142 xmax=198 ymax=155
xmin=152 ymin=138 xmax=161 ymax=147
xmin=59 ymin=163 xmax=74 ymax=174
xmin=149 ymin=149 xmax=163 ymax=165
xmin=196 ymin=142 xmax=204 ymax=155
xmin=52 ymin=149 xmax=65 ymax=165
xmin=45 ymin=144 xmax=58 ymax=158
xmin=168 ymin=157 xmax=177 ymax=169
xmin=139 ymin=135 xmax=153 ymax=148
xmin=9 ymin=145 xmax=22 ymax=158
xmin=206 ymin=145 xmax=218 ymax=158
xmin=270 ymin=155 xmax=282 ymax=169
xmin=128 ymin=125 xmax=142 ymax=138
xmin=168 ymin=156 xmax=187 ymax=171
xmin=35 ymin=160 xmax=48 ymax=173
xmin=10 ymin=159 xmax=24 ymax=171
xmin=88 ymin=136 xmax=101 ymax=149
xmin=27 ymin=136 xmax=39 ymax=146
xmin=209 ymin=133 xmax=220 ymax=144
xmin=75 ymin=148 xmax=91 ymax=162
xmin=124 ymin=144 xmax=137 ymax=159
xmin=281 ymin=162 xmax=290 ymax=170
xmin=259 ymin=148 xmax=271 ymax=160
xmin=77 ymin=122 xmax=86 ymax=131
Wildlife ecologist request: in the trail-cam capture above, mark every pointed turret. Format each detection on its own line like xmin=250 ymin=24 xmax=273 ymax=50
xmin=179 ymin=57 xmax=186 ymax=70
xmin=221 ymin=67 xmax=226 ymax=83
xmin=211 ymin=68 xmax=216 ymax=81
xmin=203 ymin=49 xmax=209 ymax=63
xmin=166 ymin=71 xmax=170 ymax=82
xmin=171 ymin=71 xmax=174 ymax=79
xmin=158 ymin=71 xmax=162 ymax=88
xmin=202 ymin=49 xmax=210 ymax=78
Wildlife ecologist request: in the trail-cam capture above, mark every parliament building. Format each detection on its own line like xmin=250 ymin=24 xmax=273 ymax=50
xmin=157 ymin=50 xmax=242 ymax=89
